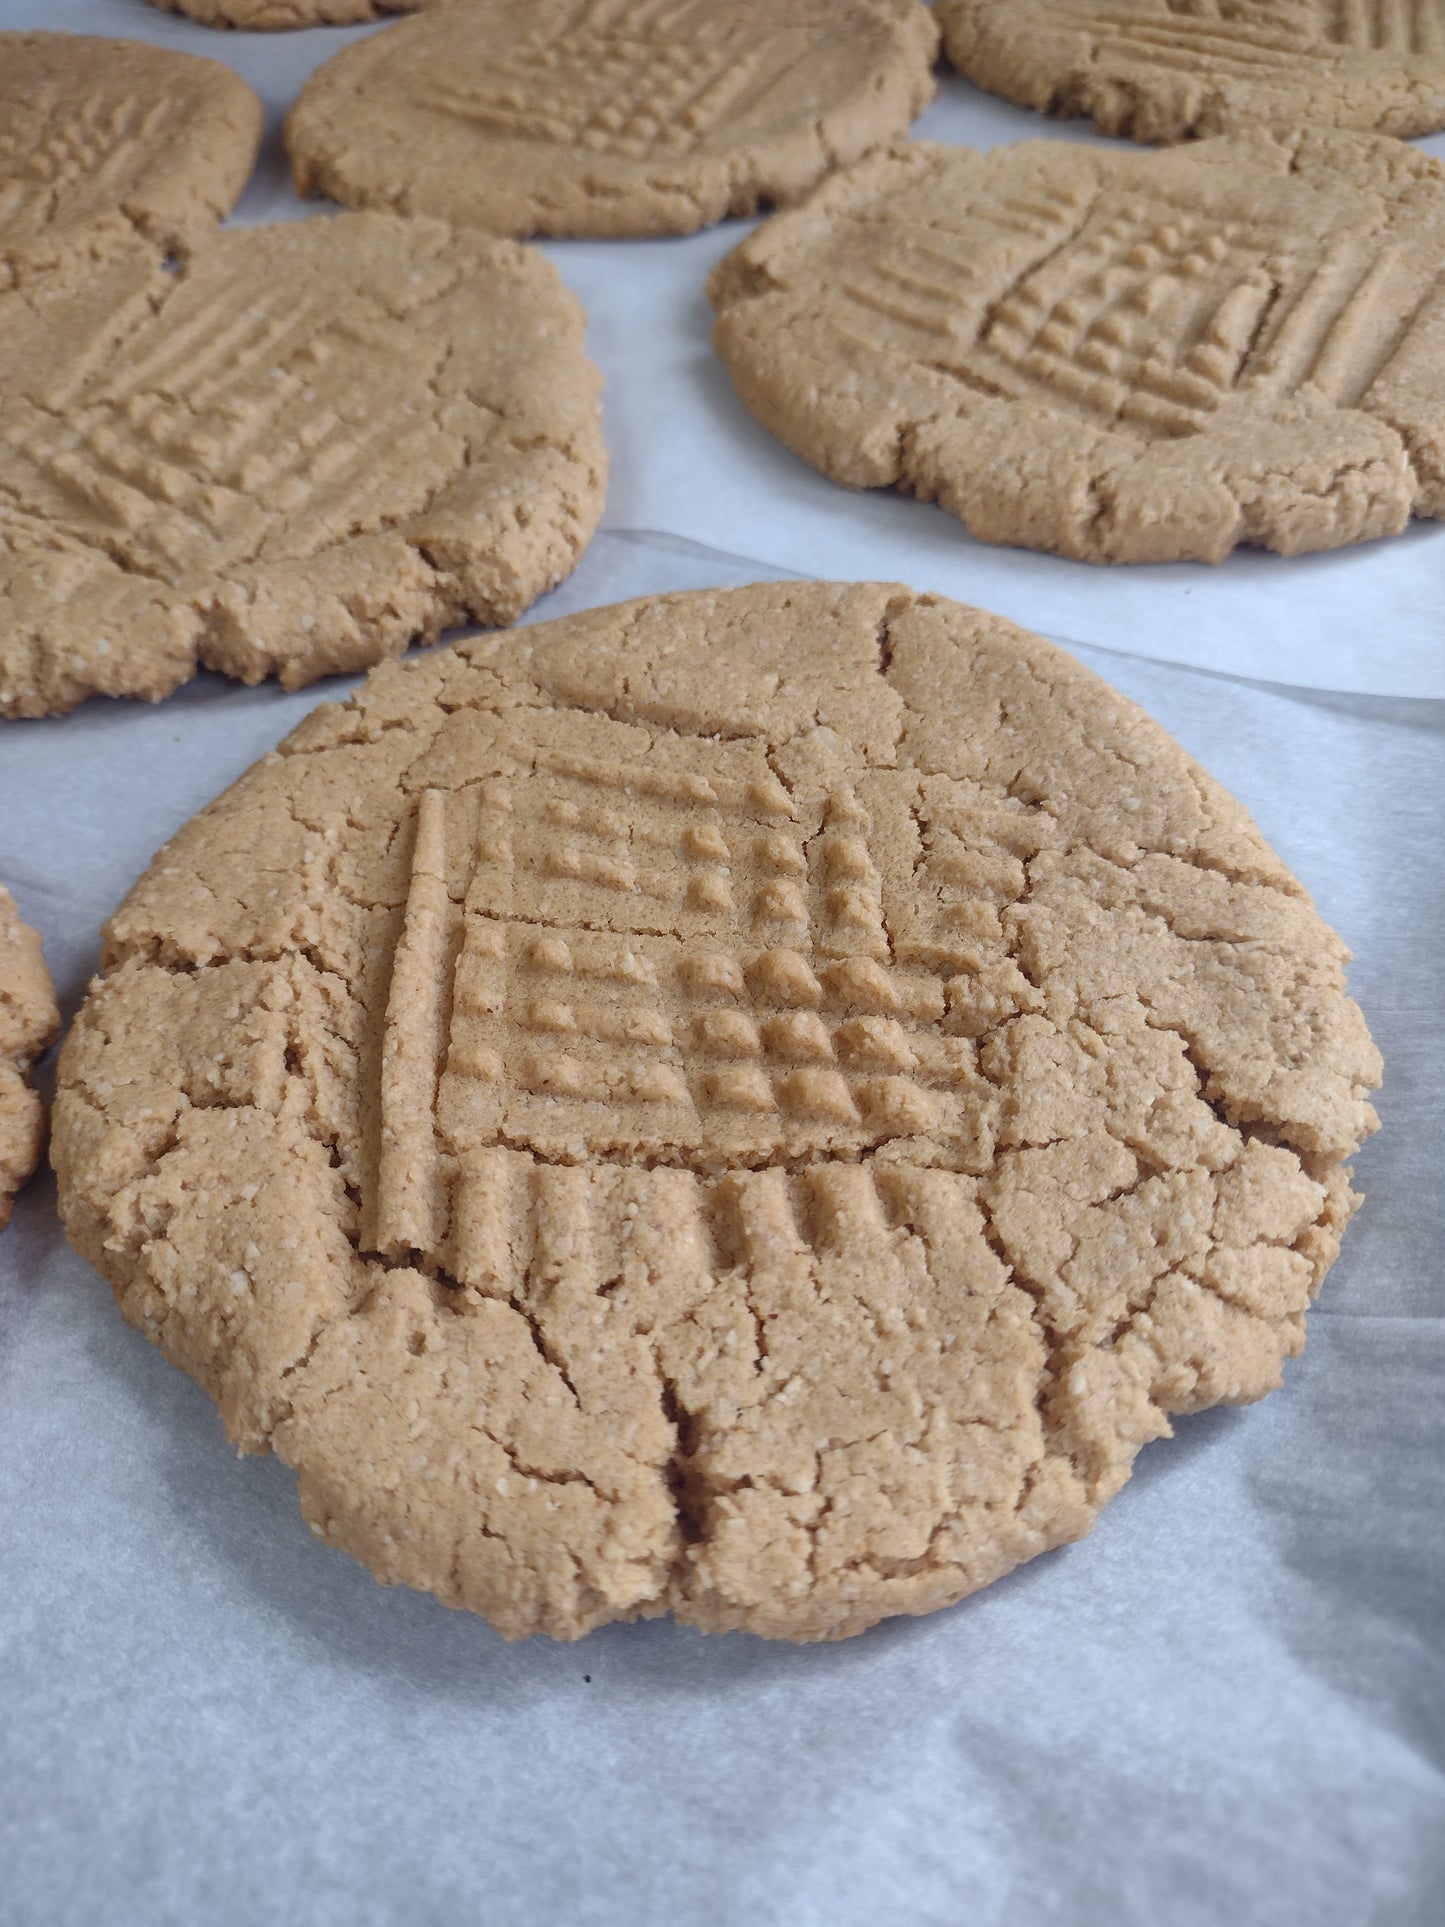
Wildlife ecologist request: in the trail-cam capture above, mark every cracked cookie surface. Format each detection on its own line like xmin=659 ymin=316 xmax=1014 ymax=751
xmin=285 ymin=0 xmax=939 ymax=239
xmin=0 ymin=32 xmax=262 ymax=289
xmin=1 ymin=886 xmax=59 ymax=1232
xmin=709 ymin=129 xmax=1445 ymax=567
xmin=51 ymin=583 xmax=1381 ymax=1641
xmin=937 ymin=0 xmax=1445 ymax=143
xmin=0 ymin=211 xmax=605 ymax=719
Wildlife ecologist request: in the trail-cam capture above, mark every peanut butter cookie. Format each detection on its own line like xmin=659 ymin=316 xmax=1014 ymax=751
xmin=53 ymin=584 xmax=1381 ymax=1641
xmin=0 ymin=32 xmax=262 ymax=289
xmin=1 ymin=887 xmax=59 ymax=1232
xmin=937 ymin=0 xmax=1445 ymax=143
xmin=709 ymin=130 xmax=1445 ymax=566
xmin=149 ymin=0 xmax=421 ymax=29
xmin=286 ymin=0 xmax=939 ymax=238
xmin=0 ymin=212 xmax=605 ymax=718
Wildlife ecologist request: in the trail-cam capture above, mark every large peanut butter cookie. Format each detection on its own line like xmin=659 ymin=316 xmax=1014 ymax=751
xmin=0 ymin=32 xmax=262 ymax=288
xmin=0 ymin=212 xmax=605 ymax=719
xmin=1 ymin=887 xmax=59 ymax=1232
xmin=709 ymin=130 xmax=1445 ymax=566
xmin=937 ymin=0 xmax=1445 ymax=143
xmin=285 ymin=0 xmax=939 ymax=238
xmin=53 ymin=584 xmax=1380 ymax=1641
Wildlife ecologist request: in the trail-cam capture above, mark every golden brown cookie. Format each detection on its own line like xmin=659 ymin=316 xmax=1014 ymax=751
xmin=1 ymin=887 xmax=59 ymax=1232
xmin=937 ymin=0 xmax=1445 ymax=143
xmin=285 ymin=0 xmax=939 ymax=238
xmin=0 ymin=212 xmax=605 ymax=719
xmin=709 ymin=130 xmax=1445 ymax=566
xmin=149 ymin=0 xmax=421 ymax=28
xmin=0 ymin=32 xmax=262 ymax=289
xmin=52 ymin=584 xmax=1380 ymax=1642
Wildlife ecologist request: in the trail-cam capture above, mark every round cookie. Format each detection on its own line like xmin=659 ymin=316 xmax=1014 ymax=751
xmin=285 ymin=0 xmax=940 ymax=239
xmin=52 ymin=583 xmax=1381 ymax=1643
xmin=149 ymin=0 xmax=422 ymax=29
xmin=709 ymin=130 xmax=1445 ymax=567
xmin=0 ymin=212 xmax=605 ymax=719
xmin=0 ymin=33 xmax=263 ymax=289
xmin=1 ymin=886 xmax=59 ymax=1233
xmin=936 ymin=0 xmax=1445 ymax=144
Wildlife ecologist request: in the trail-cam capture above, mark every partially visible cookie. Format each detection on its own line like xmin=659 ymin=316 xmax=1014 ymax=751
xmin=0 ymin=33 xmax=262 ymax=289
xmin=1 ymin=887 xmax=59 ymax=1232
xmin=0 ymin=211 xmax=606 ymax=719
xmin=937 ymin=0 xmax=1445 ymax=143
xmin=709 ymin=129 xmax=1445 ymax=566
xmin=148 ymin=0 xmax=422 ymax=30
xmin=286 ymin=0 xmax=939 ymax=238
xmin=53 ymin=583 xmax=1380 ymax=1642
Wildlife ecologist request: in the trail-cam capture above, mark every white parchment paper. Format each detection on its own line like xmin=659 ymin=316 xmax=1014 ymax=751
xmin=2 ymin=7 xmax=1443 ymax=1923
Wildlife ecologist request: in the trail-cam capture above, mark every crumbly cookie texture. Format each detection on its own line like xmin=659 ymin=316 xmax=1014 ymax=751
xmin=285 ymin=0 xmax=939 ymax=239
xmin=0 ymin=32 xmax=262 ymax=289
xmin=53 ymin=583 xmax=1381 ymax=1642
xmin=149 ymin=0 xmax=421 ymax=29
xmin=937 ymin=0 xmax=1445 ymax=143
xmin=1 ymin=887 xmax=60 ymax=1233
xmin=709 ymin=130 xmax=1445 ymax=567
xmin=0 ymin=212 xmax=605 ymax=719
